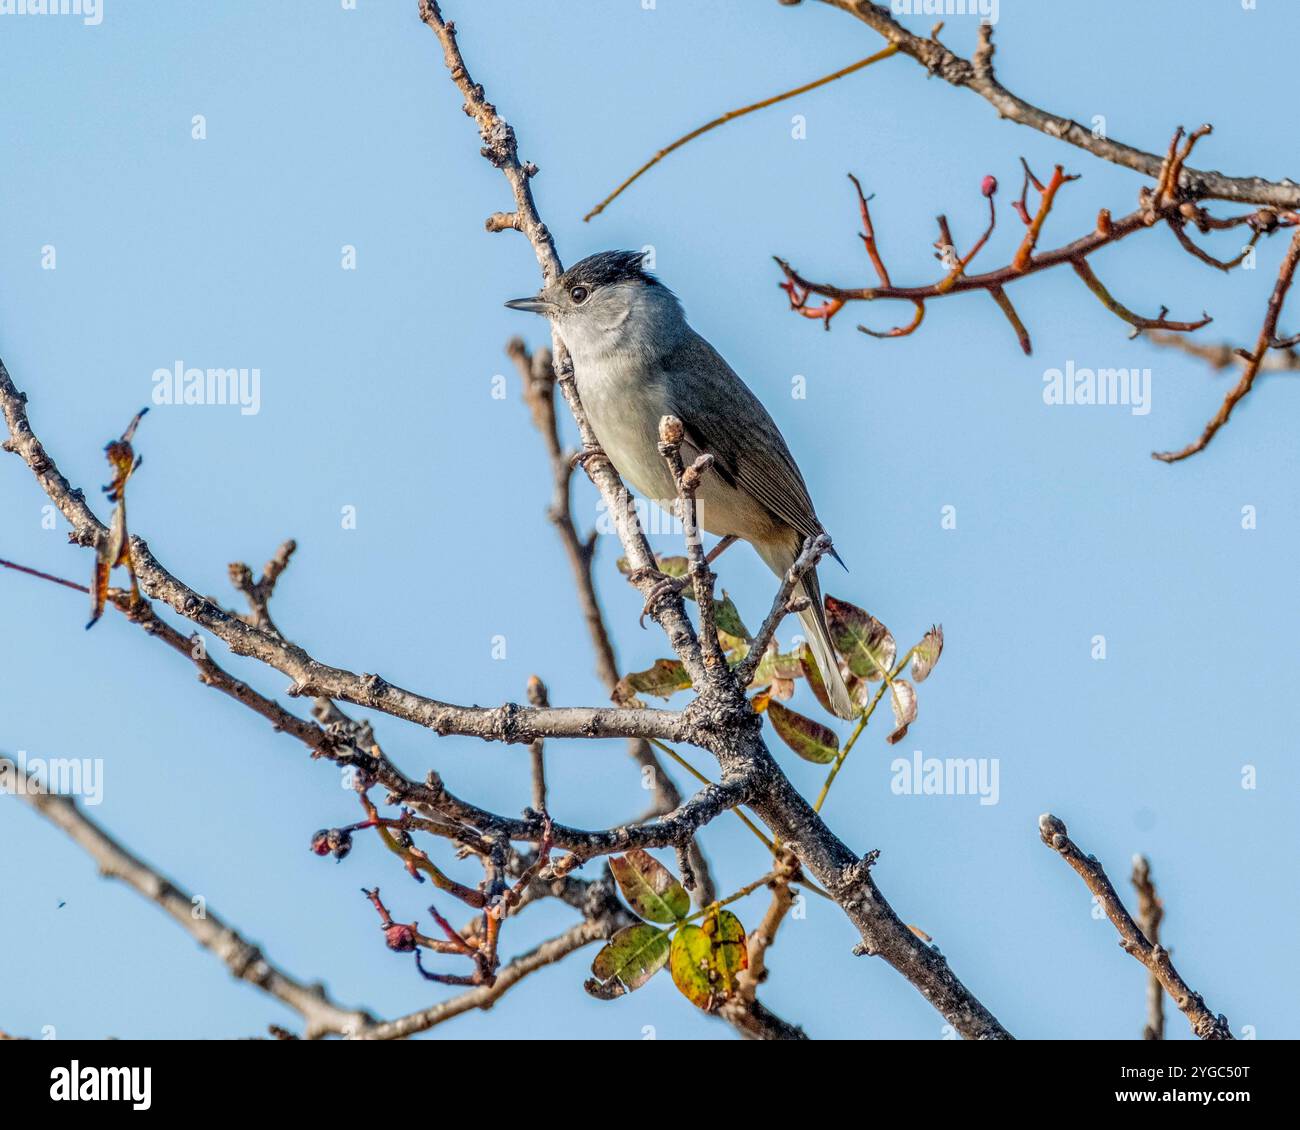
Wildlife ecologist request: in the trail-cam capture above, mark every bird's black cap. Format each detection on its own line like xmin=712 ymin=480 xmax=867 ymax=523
xmin=560 ymin=250 xmax=659 ymax=291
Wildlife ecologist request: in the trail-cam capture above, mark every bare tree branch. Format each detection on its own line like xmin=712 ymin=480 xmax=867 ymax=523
xmin=417 ymin=0 xmax=1010 ymax=1039
xmin=0 ymin=546 xmax=743 ymax=864
xmin=352 ymin=862 xmax=681 ymax=1039
xmin=1144 ymin=329 xmax=1300 ymax=373
xmin=583 ymin=45 xmax=899 ymax=222
xmin=1131 ymin=855 xmax=1166 ymax=1041
xmin=415 ymin=1 xmax=714 ymax=697
xmin=2 ymin=757 xmax=374 ymax=1039
xmin=720 ymin=849 xmax=808 ymax=1040
xmin=817 ymin=2 xmax=1300 ymax=210
xmin=0 ymin=576 xmax=763 ymax=1037
xmin=1153 ymin=227 xmax=1300 ymax=461
xmin=228 ymin=540 xmax=296 ymax=635
xmin=776 ymin=127 xmax=1269 ymax=350
xmin=734 ymin=534 xmax=831 ymax=690
xmin=772 ymin=52 xmax=1300 ymax=462
xmin=1 ymin=382 xmax=689 ymax=749
xmin=0 ymin=2 xmax=1015 ymax=1041
xmin=524 ymin=674 xmax=550 ymax=814
xmin=506 ymin=339 xmax=717 ymax=906
xmin=8 ymin=732 xmax=692 ymax=1041
xmin=1038 ymin=814 xmax=1231 ymax=1040
xmin=359 ymin=918 xmax=610 ymax=1040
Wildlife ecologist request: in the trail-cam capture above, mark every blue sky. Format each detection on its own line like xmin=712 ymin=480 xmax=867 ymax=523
xmin=1 ymin=0 xmax=1296 ymax=1040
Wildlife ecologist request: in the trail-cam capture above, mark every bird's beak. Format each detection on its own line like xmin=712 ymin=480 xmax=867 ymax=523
xmin=504 ymin=296 xmax=551 ymax=315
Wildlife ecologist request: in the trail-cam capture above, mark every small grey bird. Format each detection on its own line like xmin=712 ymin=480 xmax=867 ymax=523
xmin=506 ymin=250 xmax=854 ymax=719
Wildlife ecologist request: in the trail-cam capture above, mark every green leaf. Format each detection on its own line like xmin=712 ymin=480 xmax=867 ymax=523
xmin=614 ymin=659 xmax=692 ymax=702
xmin=824 ymin=596 xmax=895 ymax=680
xmin=712 ymin=590 xmax=752 ymax=643
xmin=766 ymin=699 xmax=840 ymax=764
xmin=609 ymin=849 xmax=691 ymax=923
xmin=799 ymin=643 xmax=835 ymax=717
xmin=716 ymin=628 xmax=749 ymax=655
xmin=585 ymin=923 xmax=671 ymax=1000
xmin=655 ymin=556 xmax=690 ymax=579
xmin=744 ymin=646 xmax=802 ymax=690
xmin=669 ymin=909 xmax=749 ymax=1011
xmin=886 ymin=679 xmax=917 ymax=745
xmin=911 ymin=625 xmax=944 ymax=683
xmin=615 ymin=556 xmax=750 ymax=644
xmin=616 ymin=554 xmax=688 ymax=579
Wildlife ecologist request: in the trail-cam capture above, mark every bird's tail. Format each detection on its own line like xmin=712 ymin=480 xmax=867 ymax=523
xmin=756 ymin=537 xmax=855 ymax=720
xmin=795 ymin=567 xmax=856 ymax=720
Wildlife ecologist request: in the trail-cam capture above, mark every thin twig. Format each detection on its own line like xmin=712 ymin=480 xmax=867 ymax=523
xmin=0 ymin=3 xmax=1016 ymax=1042
xmin=734 ymin=534 xmax=831 ymax=691
xmin=583 ymin=46 xmax=898 ymax=222
xmin=819 ymin=6 xmax=1300 ymax=209
xmin=525 ymin=674 xmax=549 ymax=813
xmin=424 ymin=0 xmax=1010 ymax=1039
xmin=1153 ymin=227 xmax=1300 ymax=461
xmin=506 ymin=338 xmax=717 ymax=906
xmin=1039 ymin=814 xmax=1231 ymax=1040
xmin=228 ymin=540 xmax=296 ymax=635
xmin=1144 ymin=330 xmax=1300 ymax=373
xmin=1131 ymin=855 xmax=1165 ymax=1041
xmin=3 ymin=757 xmax=374 ymax=1039
xmin=657 ymin=414 xmax=727 ymax=672
xmin=777 ymin=128 xmax=1235 ymax=347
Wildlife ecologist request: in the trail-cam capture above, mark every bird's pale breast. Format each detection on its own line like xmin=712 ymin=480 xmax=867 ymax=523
xmin=575 ymin=352 xmax=784 ymax=547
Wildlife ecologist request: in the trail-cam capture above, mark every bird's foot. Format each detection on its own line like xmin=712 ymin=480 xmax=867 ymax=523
xmin=569 ymin=445 xmax=611 ymax=475
xmin=627 ymin=567 xmax=690 ymax=628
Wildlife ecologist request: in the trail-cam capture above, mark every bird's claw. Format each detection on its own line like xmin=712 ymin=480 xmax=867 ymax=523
xmin=569 ymin=445 xmax=611 ymax=474
xmin=628 ymin=567 xmax=689 ymax=628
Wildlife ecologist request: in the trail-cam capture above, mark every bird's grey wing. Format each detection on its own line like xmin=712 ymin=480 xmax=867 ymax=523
xmin=663 ymin=331 xmax=824 ymax=545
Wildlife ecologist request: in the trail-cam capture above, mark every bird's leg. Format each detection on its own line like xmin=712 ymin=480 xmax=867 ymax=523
xmin=627 ymin=566 xmax=688 ymax=627
xmin=628 ymin=537 xmax=737 ymax=627
xmin=569 ymin=444 xmax=612 ymax=475
xmin=642 ymin=576 xmax=686 ymax=626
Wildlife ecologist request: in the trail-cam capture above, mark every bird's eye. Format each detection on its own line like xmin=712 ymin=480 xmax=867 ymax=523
xmin=569 ymin=285 xmax=589 ymax=304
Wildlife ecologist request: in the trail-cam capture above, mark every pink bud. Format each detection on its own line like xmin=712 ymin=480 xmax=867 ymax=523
xmin=981 ymin=175 xmax=998 ymax=197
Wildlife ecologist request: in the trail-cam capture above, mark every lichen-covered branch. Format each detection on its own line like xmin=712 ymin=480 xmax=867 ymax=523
xmin=507 ymin=339 xmax=716 ymax=906
xmin=423 ymin=0 xmax=1015 ymax=1039
xmin=0 ymin=2 xmax=1015 ymax=1042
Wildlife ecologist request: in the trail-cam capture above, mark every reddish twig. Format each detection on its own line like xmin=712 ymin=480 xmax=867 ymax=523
xmin=1153 ymin=226 xmax=1300 ymax=462
xmin=776 ymin=129 xmax=1247 ymax=354
xmin=1011 ymin=164 xmax=1079 ymax=271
